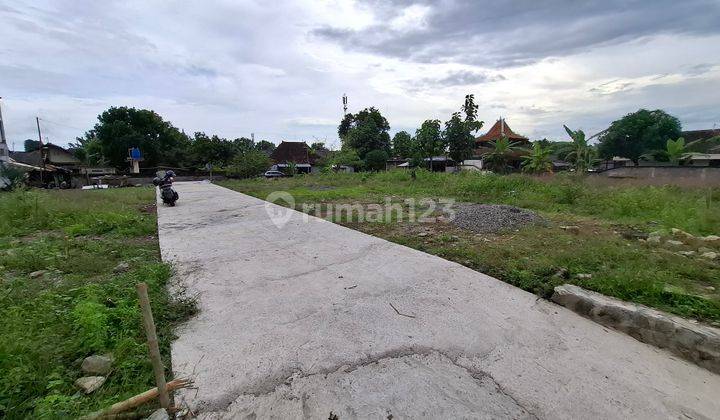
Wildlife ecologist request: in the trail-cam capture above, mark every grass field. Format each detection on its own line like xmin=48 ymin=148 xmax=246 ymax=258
xmin=221 ymin=170 xmax=720 ymax=324
xmin=0 ymin=188 xmax=194 ymax=418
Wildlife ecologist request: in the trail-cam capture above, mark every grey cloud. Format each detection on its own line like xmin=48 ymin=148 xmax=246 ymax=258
xmin=314 ymin=0 xmax=720 ymax=67
xmin=404 ymin=69 xmax=504 ymax=92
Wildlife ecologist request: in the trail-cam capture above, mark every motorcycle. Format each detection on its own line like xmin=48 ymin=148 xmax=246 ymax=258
xmin=153 ymin=171 xmax=179 ymax=206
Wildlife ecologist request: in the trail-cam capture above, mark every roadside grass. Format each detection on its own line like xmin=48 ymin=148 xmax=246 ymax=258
xmin=0 ymin=188 xmax=195 ymax=419
xmin=221 ymin=170 xmax=720 ymax=323
xmin=223 ymin=170 xmax=720 ymax=234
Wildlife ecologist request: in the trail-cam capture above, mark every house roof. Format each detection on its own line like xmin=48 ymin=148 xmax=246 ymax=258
xmin=682 ymin=129 xmax=720 ymax=143
xmin=476 ymin=119 xmax=529 ymax=143
xmin=9 ymin=143 xmax=79 ymax=166
xmin=269 ymin=141 xmax=317 ymax=164
xmin=9 ymin=150 xmax=41 ymax=166
xmin=688 ymin=154 xmax=720 ymax=160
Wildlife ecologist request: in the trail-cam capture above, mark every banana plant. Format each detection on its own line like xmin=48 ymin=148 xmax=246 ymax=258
xmin=561 ymin=125 xmax=592 ymax=172
xmin=521 ymin=142 xmax=553 ymax=174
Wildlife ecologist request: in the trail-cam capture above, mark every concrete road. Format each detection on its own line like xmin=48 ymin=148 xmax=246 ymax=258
xmin=158 ymin=182 xmax=720 ymax=419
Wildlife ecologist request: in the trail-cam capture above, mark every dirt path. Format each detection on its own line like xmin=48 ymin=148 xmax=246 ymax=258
xmin=159 ymin=181 xmax=720 ymax=419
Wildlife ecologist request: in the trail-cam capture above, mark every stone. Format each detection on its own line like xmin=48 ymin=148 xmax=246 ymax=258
xmin=705 ymin=286 xmax=716 ymax=291
xmin=147 ymin=408 xmax=170 ymax=420
xmin=701 ymin=235 xmax=720 ymax=242
xmin=551 ymin=284 xmax=720 ymax=375
xmin=671 ymin=228 xmax=694 ymax=239
xmin=560 ymin=225 xmax=581 ymax=234
xmin=75 ymin=376 xmax=106 ymax=394
xmin=665 ymin=240 xmax=684 ymax=247
xmin=417 ymin=232 xmax=429 ymax=237
xmin=698 ymin=247 xmax=713 ymax=254
xmin=700 ymin=252 xmax=718 ymax=260
xmin=552 ymin=268 xmax=569 ymax=279
xmin=29 ymin=270 xmax=47 ymax=279
xmin=113 ymin=262 xmax=130 ymax=273
xmin=81 ymin=354 xmax=114 ymax=375
xmin=646 ymin=236 xmax=661 ymax=244
xmin=648 ymin=230 xmax=663 ymax=237
xmin=676 ymin=251 xmax=696 ymax=257
xmin=576 ymin=273 xmax=592 ymax=279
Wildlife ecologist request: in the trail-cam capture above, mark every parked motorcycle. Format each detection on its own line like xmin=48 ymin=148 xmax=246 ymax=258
xmin=153 ymin=170 xmax=179 ymax=206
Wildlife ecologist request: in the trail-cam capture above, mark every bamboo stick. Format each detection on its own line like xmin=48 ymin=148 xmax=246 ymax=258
xmin=137 ymin=282 xmax=171 ymax=409
xmin=82 ymin=378 xmax=191 ymax=419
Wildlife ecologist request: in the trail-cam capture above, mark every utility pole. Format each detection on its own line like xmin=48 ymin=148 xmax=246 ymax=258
xmin=36 ymin=116 xmax=45 ymax=183
xmin=0 ymin=97 xmax=8 ymax=162
xmin=342 ymin=94 xmax=348 ymax=116
xmin=251 ymin=132 xmax=255 ymax=143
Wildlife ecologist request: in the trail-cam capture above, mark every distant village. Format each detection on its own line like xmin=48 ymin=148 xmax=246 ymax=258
xmin=1 ymin=99 xmax=720 ymax=190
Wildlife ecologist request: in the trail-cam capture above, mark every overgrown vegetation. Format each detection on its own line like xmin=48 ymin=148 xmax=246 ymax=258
xmin=0 ymin=188 xmax=195 ymax=418
xmin=222 ymin=170 xmax=720 ymax=322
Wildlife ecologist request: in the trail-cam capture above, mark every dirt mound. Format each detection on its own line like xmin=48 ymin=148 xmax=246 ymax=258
xmin=451 ymin=204 xmax=544 ymax=234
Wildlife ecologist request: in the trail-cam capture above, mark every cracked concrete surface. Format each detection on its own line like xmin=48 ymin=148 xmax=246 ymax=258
xmin=159 ymin=182 xmax=720 ymax=419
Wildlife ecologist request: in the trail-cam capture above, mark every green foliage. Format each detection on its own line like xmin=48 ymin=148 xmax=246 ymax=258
xmin=0 ymin=188 xmax=196 ymax=418
xmin=328 ymin=148 xmax=363 ymax=170
xmin=186 ymin=132 xmax=238 ymax=167
xmin=481 ymin=136 xmax=526 ymax=173
xmin=560 ymin=125 xmax=596 ymax=172
xmin=415 ymin=119 xmax=445 ymax=162
xmin=0 ymin=164 xmax=27 ymax=190
xmin=444 ymin=94 xmax=484 ymax=164
xmin=597 ymin=109 xmax=682 ymax=163
xmin=391 ymin=131 xmax=413 ymax=158
xmin=339 ymin=107 xmax=391 ymax=159
xmin=521 ymin=142 xmax=553 ymax=173
xmin=226 ymin=149 xmax=271 ymax=178
xmin=364 ymin=149 xmax=388 ymax=171
xmin=24 ymin=139 xmax=40 ymax=152
xmin=665 ymin=137 xmax=686 ymax=164
xmin=86 ymin=106 xmax=190 ymax=169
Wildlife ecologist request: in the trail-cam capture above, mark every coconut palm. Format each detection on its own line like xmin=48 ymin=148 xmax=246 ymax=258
xmin=482 ymin=136 xmax=526 ymax=173
xmin=521 ymin=142 xmax=553 ymax=174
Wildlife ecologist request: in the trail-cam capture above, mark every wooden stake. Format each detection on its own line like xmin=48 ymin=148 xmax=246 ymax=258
xmin=137 ymin=282 xmax=171 ymax=409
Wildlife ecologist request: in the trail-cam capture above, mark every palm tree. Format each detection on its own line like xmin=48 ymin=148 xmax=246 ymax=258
xmin=482 ymin=136 xmax=526 ymax=173
xmin=560 ymin=125 xmax=593 ymax=172
xmin=521 ymin=142 xmax=553 ymax=174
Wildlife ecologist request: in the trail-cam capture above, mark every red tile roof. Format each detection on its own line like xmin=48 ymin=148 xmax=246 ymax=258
xmin=270 ymin=141 xmax=317 ymax=164
xmin=476 ymin=119 xmax=529 ymax=144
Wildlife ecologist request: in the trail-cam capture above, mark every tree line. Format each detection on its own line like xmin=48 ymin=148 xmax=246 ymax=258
xmin=333 ymin=95 xmax=484 ymax=171
xmin=57 ymin=103 xmax=709 ymax=178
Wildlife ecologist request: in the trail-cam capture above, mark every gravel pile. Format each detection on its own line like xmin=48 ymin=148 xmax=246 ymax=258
xmin=451 ymin=204 xmax=545 ymax=234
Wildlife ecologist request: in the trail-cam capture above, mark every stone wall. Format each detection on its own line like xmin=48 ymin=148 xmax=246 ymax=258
xmin=590 ymin=166 xmax=720 ymax=187
xmin=552 ymin=284 xmax=720 ymax=374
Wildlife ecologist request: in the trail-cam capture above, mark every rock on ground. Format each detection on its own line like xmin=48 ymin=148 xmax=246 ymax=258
xmin=75 ymin=376 xmax=106 ymax=394
xmin=146 ymin=408 xmax=169 ymax=420
xmin=81 ymin=354 xmax=113 ymax=375
xmin=451 ymin=204 xmax=544 ymax=234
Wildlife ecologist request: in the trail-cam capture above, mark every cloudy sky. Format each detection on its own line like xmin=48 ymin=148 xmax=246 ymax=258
xmin=1 ymin=0 xmax=719 ymax=149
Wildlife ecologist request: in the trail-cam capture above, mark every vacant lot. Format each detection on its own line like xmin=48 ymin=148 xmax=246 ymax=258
xmin=222 ymin=170 xmax=720 ymax=324
xmin=0 ymin=188 xmax=194 ymax=418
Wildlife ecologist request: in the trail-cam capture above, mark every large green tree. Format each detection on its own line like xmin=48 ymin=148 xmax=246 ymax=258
xmin=187 ymin=132 xmax=237 ymax=167
xmin=415 ymin=119 xmax=445 ymax=168
xmin=365 ymin=149 xmax=388 ymax=171
xmin=86 ymin=107 xmax=189 ymax=169
xmin=444 ymin=94 xmax=484 ymax=165
xmin=339 ymin=107 xmax=391 ymax=159
xmin=597 ymin=109 xmax=681 ymax=163
xmin=391 ymin=131 xmax=413 ymax=158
